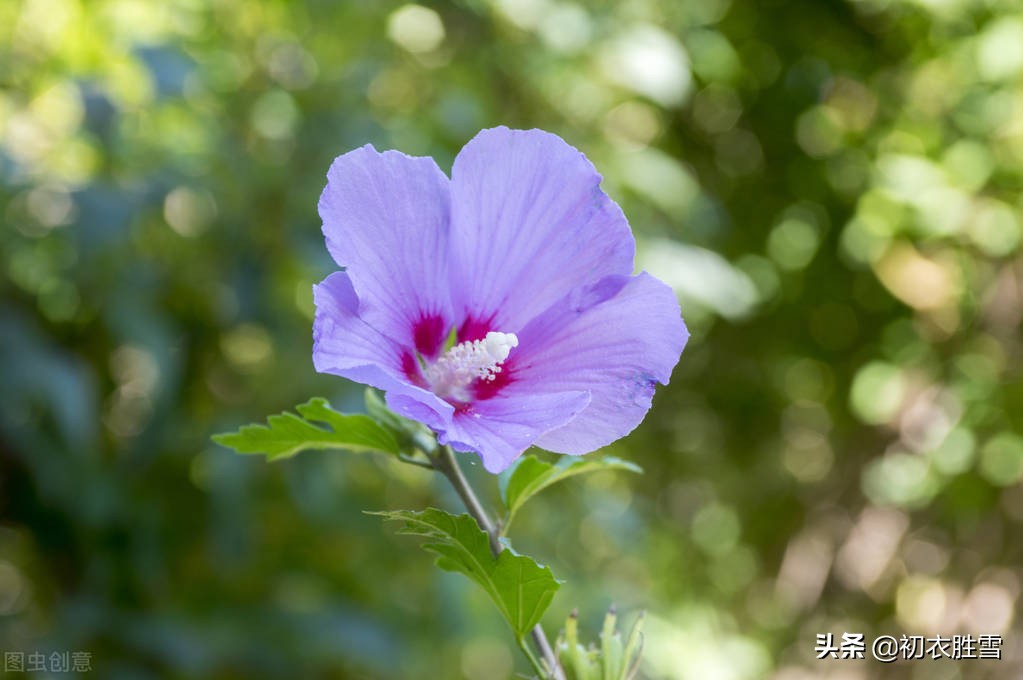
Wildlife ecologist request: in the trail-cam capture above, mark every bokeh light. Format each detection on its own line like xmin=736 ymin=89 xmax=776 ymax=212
xmin=2 ymin=0 xmax=1022 ymax=678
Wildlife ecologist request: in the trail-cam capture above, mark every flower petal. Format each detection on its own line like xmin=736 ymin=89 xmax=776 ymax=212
xmin=313 ymin=271 xmax=452 ymax=415
xmin=448 ymin=127 xmax=635 ymax=334
xmin=441 ymin=391 xmax=591 ymax=473
xmin=319 ymin=145 xmax=453 ymax=356
xmin=384 ymin=390 xmax=455 ymax=439
xmin=513 ymin=273 xmax=688 ymax=455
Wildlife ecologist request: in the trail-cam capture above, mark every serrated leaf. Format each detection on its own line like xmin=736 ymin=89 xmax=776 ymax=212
xmin=212 ymin=397 xmax=400 ymax=461
xmin=372 ymin=508 xmax=561 ymax=640
xmin=501 ymin=456 xmax=642 ymax=533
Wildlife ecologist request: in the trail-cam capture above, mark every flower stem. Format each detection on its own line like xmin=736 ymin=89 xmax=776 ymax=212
xmin=432 ymin=445 xmax=500 ymax=552
xmin=430 ymin=445 xmax=566 ymax=680
xmin=398 ymin=453 xmax=434 ymax=469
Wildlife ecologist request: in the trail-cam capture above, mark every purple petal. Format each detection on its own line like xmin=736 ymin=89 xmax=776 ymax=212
xmin=448 ymin=127 xmax=635 ymax=334
xmin=513 ymin=273 xmax=688 ymax=455
xmin=384 ymin=388 xmax=454 ymax=434
xmin=441 ymin=391 xmax=591 ymax=473
xmin=313 ymin=272 xmax=452 ymax=415
xmin=319 ymin=145 xmax=453 ymax=357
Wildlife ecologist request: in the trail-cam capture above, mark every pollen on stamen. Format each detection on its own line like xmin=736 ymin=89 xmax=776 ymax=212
xmin=424 ymin=331 xmax=518 ymax=400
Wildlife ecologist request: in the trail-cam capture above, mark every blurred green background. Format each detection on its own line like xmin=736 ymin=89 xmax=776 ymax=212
xmin=2 ymin=0 xmax=1022 ymax=678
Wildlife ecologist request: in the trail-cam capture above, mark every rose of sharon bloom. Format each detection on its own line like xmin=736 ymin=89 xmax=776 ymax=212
xmin=313 ymin=127 xmax=688 ymax=473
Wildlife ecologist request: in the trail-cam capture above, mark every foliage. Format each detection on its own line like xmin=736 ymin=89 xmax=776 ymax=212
xmin=212 ymin=397 xmax=400 ymax=461
xmin=373 ymin=508 xmax=561 ymax=641
xmin=2 ymin=0 xmax=1022 ymax=678
xmin=557 ymin=608 xmax=644 ymax=680
xmin=500 ymin=455 xmax=642 ymax=534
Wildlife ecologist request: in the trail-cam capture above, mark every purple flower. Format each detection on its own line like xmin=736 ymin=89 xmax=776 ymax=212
xmin=313 ymin=127 xmax=688 ymax=473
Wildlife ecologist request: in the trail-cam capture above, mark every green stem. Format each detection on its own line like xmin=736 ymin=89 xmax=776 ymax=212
xmin=397 ymin=452 xmax=434 ymax=469
xmin=431 ymin=445 xmax=501 ymax=552
xmin=429 ymin=445 xmax=565 ymax=680
xmin=518 ymin=636 xmax=548 ymax=679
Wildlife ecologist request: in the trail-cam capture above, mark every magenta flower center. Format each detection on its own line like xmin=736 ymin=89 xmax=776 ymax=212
xmin=422 ymin=331 xmax=518 ymax=402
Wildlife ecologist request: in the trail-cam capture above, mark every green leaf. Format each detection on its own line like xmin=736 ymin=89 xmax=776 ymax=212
xmin=500 ymin=455 xmax=642 ymax=533
xmin=364 ymin=388 xmax=411 ymax=433
xmin=212 ymin=397 xmax=400 ymax=461
xmin=372 ymin=508 xmax=561 ymax=640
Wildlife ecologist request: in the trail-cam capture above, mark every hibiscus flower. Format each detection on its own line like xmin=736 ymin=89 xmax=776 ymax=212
xmin=312 ymin=127 xmax=688 ymax=472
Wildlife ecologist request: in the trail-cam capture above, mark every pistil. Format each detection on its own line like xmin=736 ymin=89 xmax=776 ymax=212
xmin=423 ymin=331 xmax=518 ymax=402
